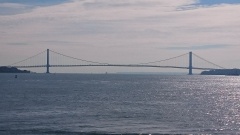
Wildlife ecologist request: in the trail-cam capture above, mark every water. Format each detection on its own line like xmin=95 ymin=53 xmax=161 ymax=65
xmin=1 ymin=74 xmax=240 ymax=134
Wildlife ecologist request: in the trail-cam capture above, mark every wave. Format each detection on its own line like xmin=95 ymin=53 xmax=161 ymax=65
xmin=0 ymin=129 xmax=152 ymax=135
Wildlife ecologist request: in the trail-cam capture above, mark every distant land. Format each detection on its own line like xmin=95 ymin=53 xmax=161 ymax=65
xmin=0 ymin=66 xmax=30 ymax=73
xmin=201 ymin=69 xmax=240 ymax=76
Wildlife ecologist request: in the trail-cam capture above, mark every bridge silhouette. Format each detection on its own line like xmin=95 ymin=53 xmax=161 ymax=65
xmin=7 ymin=49 xmax=224 ymax=74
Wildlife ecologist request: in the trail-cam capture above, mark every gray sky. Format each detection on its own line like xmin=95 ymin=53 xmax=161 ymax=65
xmin=0 ymin=0 xmax=240 ymax=73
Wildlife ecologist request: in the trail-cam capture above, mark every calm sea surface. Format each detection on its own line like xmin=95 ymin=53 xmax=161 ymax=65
xmin=0 ymin=74 xmax=240 ymax=134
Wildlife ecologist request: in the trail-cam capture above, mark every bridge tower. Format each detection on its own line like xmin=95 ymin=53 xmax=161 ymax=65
xmin=46 ymin=49 xmax=50 ymax=73
xmin=189 ymin=51 xmax=193 ymax=75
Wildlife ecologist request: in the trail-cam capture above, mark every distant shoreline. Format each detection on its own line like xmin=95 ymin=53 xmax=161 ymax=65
xmin=201 ymin=69 xmax=240 ymax=76
xmin=0 ymin=66 xmax=30 ymax=73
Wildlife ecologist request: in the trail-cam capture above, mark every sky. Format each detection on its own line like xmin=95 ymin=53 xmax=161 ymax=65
xmin=0 ymin=0 xmax=240 ymax=73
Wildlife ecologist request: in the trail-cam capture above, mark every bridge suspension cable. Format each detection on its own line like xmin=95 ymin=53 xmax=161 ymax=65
xmin=192 ymin=53 xmax=225 ymax=69
xmin=49 ymin=50 xmax=110 ymax=65
xmin=137 ymin=53 xmax=189 ymax=65
xmin=8 ymin=50 xmax=47 ymax=67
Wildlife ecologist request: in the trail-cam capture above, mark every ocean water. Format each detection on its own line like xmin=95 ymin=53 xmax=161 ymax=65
xmin=0 ymin=74 xmax=240 ymax=134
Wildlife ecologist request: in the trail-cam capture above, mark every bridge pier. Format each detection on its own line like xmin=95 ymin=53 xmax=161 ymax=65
xmin=46 ymin=49 xmax=50 ymax=73
xmin=189 ymin=52 xmax=193 ymax=75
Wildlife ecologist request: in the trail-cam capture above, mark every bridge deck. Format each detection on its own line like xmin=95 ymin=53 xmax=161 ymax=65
xmin=12 ymin=64 xmax=216 ymax=70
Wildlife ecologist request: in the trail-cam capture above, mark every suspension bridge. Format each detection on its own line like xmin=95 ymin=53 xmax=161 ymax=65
xmin=6 ymin=49 xmax=224 ymax=74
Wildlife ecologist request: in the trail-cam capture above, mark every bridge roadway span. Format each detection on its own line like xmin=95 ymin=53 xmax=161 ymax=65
xmin=13 ymin=64 xmax=215 ymax=70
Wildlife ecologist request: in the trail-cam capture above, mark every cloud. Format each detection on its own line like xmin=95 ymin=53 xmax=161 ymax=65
xmin=165 ymin=45 xmax=230 ymax=50
xmin=7 ymin=42 xmax=29 ymax=46
xmin=0 ymin=1 xmax=69 ymax=15
xmin=0 ymin=3 xmax=28 ymax=8
xmin=0 ymin=3 xmax=32 ymax=15
xmin=1 ymin=0 xmax=239 ymax=46
xmin=196 ymin=0 xmax=240 ymax=6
